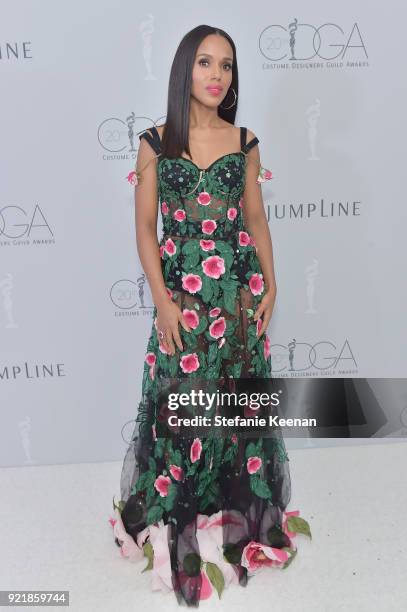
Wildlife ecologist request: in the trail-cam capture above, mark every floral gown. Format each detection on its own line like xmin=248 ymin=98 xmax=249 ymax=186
xmin=109 ymin=125 xmax=311 ymax=606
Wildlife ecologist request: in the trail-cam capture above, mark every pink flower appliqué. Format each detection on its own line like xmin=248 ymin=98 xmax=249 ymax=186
xmin=154 ymin=474 xmax=171 ymax=497
xmin=248 ymin=272 xmax=264 ymax=296
xmin=126 ymin=170 xmax=139 ymax=186
xmin=182 ymin=273 xmax=202 ymax=294
xmin=227 ymin=207 xmax=237 ymax=220
xmin=159 ymin=245 xmax=165 ymax=258
xmin=264 ymin=334 xmax=271 ymax=359
xmin=209 ymin=306 xmax=221 ymax=318
xmin=145 ymin=353 xmax=156 ymax=379
xmin=256 ymin=318 xmax=263 ymax=336
xmin=202 ymin=255 xmax=225 ymax=279
xmin=199 ymin=239 xmax=215 ymax=251
xmin=190 ymin=438 xmax=202 ymax=463
xmin=282 ymin=509 xmax=301 ymax=544
xmin=169 ymin=465 xmax=184 ymax=481
xmin=173 ymin=209 xmax=186 ymax=222
xmin=239 ymin=231 xmax=251 ymax=247
xmin=161 ymin=201 xmax=169 ymax=215
xmin=164 ymin=238 xmax=176 ymax=256
xmin=197 ymin=191 xmax=212 ymax=206
xmin=247 ymin=456 xmax=262 ymax=474
xmin=209 ymin=316 xmax=226 ymax=339
xmin=180 ymin=353 xmax=200 ymax=373
xmin=145 ymin=352 xmax=156 ymax=366
xmin=241 ymin=541 xmax=289 ymax=575
xmin=182 ymin=308 xmax=199 ymax=329
xmin=256 ymin=166 xmax=273 ymax=184
xmin=202 ymin=219 xmax=217 ymax=235
xmin=238 ymin=198 xmax=244 ymax=208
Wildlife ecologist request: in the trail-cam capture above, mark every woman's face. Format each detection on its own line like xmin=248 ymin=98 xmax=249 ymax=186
xmin=191 ymin=34 xmax=234 ymax=109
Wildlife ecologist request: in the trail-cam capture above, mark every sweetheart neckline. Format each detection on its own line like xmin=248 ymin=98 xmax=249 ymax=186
xmin=159 ymin=151 xmax=245 ymax=173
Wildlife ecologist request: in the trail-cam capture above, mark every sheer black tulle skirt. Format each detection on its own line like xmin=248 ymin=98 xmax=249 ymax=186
xmin=109 ymin=287 xmax=311 ymax=606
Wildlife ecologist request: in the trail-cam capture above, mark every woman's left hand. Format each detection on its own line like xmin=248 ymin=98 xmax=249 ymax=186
xmin=253 ymin=288 xmax=276 ymax=338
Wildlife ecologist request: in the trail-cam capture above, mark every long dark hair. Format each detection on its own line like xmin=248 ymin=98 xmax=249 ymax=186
xmin=159 ymin=25 xmax=239 ymax=159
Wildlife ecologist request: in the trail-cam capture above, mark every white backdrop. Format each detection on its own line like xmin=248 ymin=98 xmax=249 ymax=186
xmin=1 ymin=1 xmax=406 ymax=466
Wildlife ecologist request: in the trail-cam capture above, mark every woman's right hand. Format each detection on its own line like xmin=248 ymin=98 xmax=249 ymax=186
xmin=155 ymin=299 xmax=191 ymax=355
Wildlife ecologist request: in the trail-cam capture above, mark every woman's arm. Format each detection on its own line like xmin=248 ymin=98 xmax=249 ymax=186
xmin=134 ymin=135 xmax=170 ymax=308
xmin=241 ymin=129 xmax=276 ymax=294
xmin=134 ymin=134 xmax=191 ymax=354
xmin=242 ymin=129 xmax=277 ymax=336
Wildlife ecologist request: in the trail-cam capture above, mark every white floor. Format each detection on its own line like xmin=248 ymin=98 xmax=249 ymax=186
xmin=1 ymin=441 xmax=406 ymax=612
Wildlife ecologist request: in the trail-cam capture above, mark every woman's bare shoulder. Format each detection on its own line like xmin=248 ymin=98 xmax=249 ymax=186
xmin=246 ymin=127 xmax=258 ymax=142
xmin=155 ymin=124 xmax=166 ymax=139
xmin=220 ymin=122 xmax=257 ymax=146
xmin=217 ymin=121 xmax=241 ymax=148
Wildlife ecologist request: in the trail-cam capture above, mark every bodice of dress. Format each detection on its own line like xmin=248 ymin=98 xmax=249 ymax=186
xmin=128 ymin=125 xmax=271 ymax=240
xmin=158 ymin=151 xmax=246 ymax=238
xmin=127 ymin=125 xmax=272 ymax=292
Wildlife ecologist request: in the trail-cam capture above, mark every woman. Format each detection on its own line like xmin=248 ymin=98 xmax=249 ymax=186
xmin=109 ymin=24 xmax=311 ymax=606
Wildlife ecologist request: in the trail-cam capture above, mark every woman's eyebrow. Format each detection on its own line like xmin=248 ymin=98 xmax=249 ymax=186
xmin=197 ymin=52 xmax=233 ymax=61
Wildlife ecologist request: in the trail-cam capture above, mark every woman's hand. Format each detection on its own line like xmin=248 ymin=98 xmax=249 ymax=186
xmin=155 ymin=300 xmax=191 ymax=355
xmin=253 ymin=288 xmax=276 ymax=338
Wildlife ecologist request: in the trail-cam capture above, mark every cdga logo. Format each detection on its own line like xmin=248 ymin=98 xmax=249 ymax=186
xmin=110 ymin=278 xmax=154 ymax=310
xmin=97 ymin=114 xmax=165 ymax=157
xmin=0 ymin=205 xmax=54 ymax=241
xmin=270 ymin=339 xmax=358 ymax=373
xmin=259 ymin=19 xmax=368 ymax=62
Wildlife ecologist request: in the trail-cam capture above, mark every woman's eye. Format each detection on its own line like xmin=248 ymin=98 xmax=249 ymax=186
xmin=198 ymin=59 xmax=232 ymax=70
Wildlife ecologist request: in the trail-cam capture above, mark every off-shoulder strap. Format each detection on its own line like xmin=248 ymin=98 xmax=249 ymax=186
xmin=240 ymin=126 xmax=259 ymax=153
xmin=138 ymin=125 xmax=162 ymax=156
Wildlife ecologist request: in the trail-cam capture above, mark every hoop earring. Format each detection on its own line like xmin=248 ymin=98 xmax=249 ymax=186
xmin=219 ymin=87 xmax=237 ymax=109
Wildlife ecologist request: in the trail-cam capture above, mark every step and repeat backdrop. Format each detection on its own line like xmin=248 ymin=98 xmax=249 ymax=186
xmin=1 ymin=1 xmax=406 ymax=466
